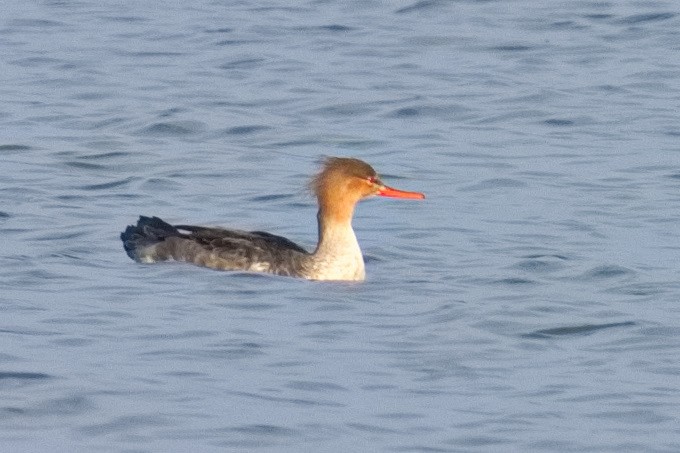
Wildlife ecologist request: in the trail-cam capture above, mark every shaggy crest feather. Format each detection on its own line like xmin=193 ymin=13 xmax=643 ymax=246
xmin=310 ymin=157 xmax=378 ymax=199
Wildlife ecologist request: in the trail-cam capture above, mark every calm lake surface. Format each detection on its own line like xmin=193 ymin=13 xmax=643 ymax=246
xmin=2 ymin=1 xmax=680 ymax=451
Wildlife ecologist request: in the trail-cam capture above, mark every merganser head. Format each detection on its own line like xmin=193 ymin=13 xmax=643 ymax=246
xmin=311 ymin=157 xmax=425 ymax=211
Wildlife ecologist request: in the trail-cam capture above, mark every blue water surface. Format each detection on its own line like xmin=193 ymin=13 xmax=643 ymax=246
xmin=2 ymin=1 xmax=680 ymax=451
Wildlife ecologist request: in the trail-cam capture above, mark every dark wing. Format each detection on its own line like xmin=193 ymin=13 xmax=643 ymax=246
xmin=173 ymin=225 xmax=310 ymax=275
xmin=248 ymin=231 xmax=308 ymax=254
xmin=175 ymin=225 xmax=307 ymax=253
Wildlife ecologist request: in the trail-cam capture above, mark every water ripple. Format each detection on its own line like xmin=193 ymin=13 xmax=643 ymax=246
xmin=523 ymin=321 xmax=636 ymax=339
xmin=77 ymin=414 xmax=172 ymax=436
xmin=138 ymin=121 xmax=204 ymax=136
xmin=78 ymin=176 xmax=136 ymax=191
xmin=395 ymin=0 xmax=442 ymax=14
xmin=460 ymin=178 xmax=527 ymax=191
xmin=0 ymin=372 xmax=52 ymax=381
xmin=579 ymin=265 xmax=635 ymax=280
xmin=226 ymin=391 xmax=344 ymax=408
xmin=618 ymin=13 xmax=675 ymax=24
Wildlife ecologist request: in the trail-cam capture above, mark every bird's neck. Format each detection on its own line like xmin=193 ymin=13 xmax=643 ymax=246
xmin=309 ymin=206 xmax=365 ymax=281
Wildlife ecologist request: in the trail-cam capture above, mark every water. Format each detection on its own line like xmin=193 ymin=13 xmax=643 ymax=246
xmin=2 ymin=0 xmax=680 ymax=451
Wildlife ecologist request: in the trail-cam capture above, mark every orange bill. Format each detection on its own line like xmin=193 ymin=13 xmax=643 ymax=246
xmin=377 ymin=185 xmax=425 ymax=199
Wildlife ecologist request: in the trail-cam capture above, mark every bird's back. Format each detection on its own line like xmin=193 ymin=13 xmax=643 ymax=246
xmin=121 ymin=216 xmax=310 ymax=277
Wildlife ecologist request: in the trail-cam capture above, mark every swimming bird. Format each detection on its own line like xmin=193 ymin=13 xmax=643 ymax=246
xmin=121 ymin=157 xmax=424 ymax=281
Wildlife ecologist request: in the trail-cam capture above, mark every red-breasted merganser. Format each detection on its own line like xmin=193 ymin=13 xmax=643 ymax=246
xmin=121 ymin=157 xmax=424 ymax=281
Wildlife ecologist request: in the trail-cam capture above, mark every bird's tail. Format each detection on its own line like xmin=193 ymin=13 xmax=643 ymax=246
xmin=120 ymin=216 xmax=180 ymax=261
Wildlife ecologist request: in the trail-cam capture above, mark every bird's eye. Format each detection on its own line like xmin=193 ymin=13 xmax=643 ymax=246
xmin=367 ymin=176 xmax=377 ymax=184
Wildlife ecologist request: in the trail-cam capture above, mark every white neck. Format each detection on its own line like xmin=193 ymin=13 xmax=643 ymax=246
xmin=308 ymin=211 xmax=365 ymax=281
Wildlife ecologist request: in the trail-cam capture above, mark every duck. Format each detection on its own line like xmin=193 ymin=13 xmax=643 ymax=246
xmin=121 ymin=157 xmax=424 ymax=281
